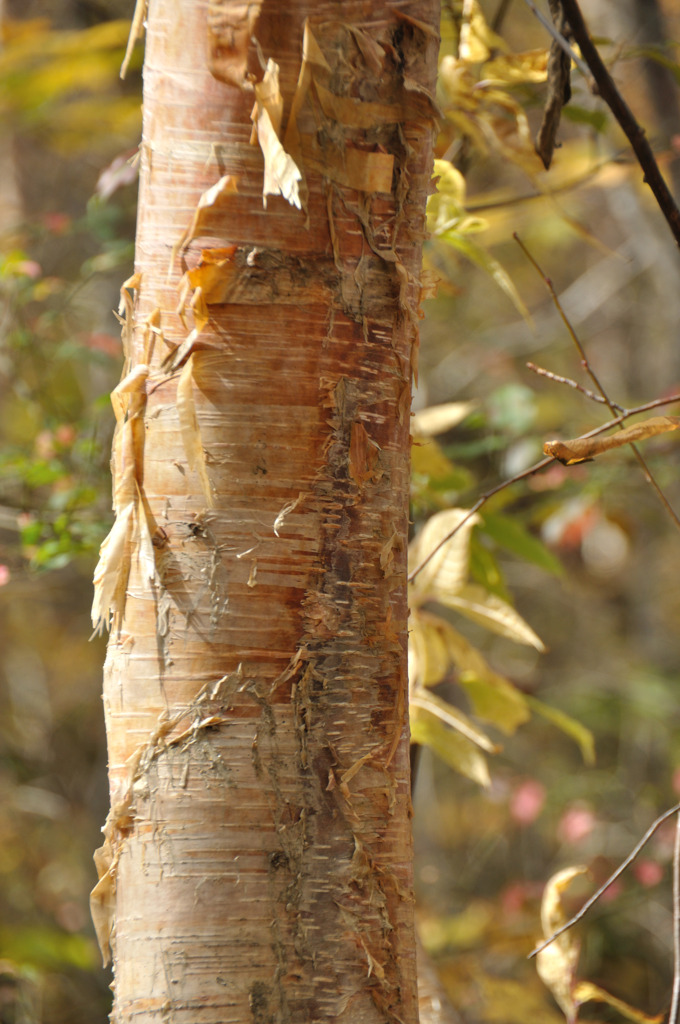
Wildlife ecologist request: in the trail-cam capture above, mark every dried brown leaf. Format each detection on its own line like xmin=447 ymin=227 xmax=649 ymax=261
xmin=545 ymin=416 xmax=680 ymax=465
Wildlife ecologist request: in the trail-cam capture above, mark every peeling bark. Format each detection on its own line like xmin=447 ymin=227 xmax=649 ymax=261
xmin=93 ymin=2 xmax=439 ymax=1021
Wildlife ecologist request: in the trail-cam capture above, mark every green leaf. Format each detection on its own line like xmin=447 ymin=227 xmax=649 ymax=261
xmin=481 ymin=512 xmax=564 ymax=577
xmin=561 ymin=104 xmax=608 ymax=133
xmin=469 ymin=532 xmax=511 ymax=601
xmin=418 ymin=615 xmax=530 ymax=733
xmin=526 ymin=695 xmax=595 ymax=765
xmin=459 ymin=672 xmax=531 ymax=735
xmin=411 ymin=437 xmax=458 ymax=486
xmin=436 ymin=228 xmax=532 ymax=323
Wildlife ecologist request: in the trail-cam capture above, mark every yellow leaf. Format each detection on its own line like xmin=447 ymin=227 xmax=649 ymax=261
xmin=438 ymin=582 xmax=546 ymax=650
xmin=411 ymin=436 xmax=458 ymax=485
xmin=572 ymin=982 xmax=664 ymax=1024
xmin=458 ymin=0 xmax=507 ymax=63
xmin=409 ymin=612 xmax=454 ymax=689
xmin=429 ymin=160 xmax=470 ymax=232
xmin=412 ymin=400 xmax=477 ymax=437
xmin=410 ymin=703 xmax=491 ymax=787
xmin=544 ymin=416 xmax=680 ymax=465
xmin=411 ymin=689 xmax=499 ymax=753
xmin=409 ymin=507 xmax=480 ymax=598
xmin=482 ymin=49 xmax=549 ymax=85
xmin=536 ymin=866 xmax=588 ymax=1024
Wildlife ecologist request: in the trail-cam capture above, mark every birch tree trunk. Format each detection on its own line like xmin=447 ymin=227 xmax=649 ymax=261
xmin=90 ymin=1 xmax=439 ymax=1021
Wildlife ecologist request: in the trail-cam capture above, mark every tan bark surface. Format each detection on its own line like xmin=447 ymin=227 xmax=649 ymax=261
xmin=92 ymin=2 xmax=439 ymax=1021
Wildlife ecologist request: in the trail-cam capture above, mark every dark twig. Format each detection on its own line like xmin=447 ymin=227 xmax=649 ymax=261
xmin=559 ymin=0 xmax=680 ymax=249
xmin=529 ymin=801 xmax=680 ymax=959
xmin=515 ymin=233 xmax=680 ymax=530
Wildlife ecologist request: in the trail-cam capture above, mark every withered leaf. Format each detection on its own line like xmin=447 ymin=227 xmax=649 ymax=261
xmin=536 ymin=866 xmax=588 ymax=1024
xmin=544 ymin=416 xmax=680 ymax=465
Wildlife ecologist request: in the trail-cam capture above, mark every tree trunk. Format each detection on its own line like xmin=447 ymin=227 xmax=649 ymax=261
xmin=91 ymin=1 xmax=439 ymax=1021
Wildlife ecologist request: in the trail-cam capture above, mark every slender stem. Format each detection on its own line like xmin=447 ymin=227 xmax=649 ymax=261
xmin=526 ymin=361 xmax=614 ymax=407
xmin=408 ymin=392 xmax=680 ymax=584
xmin=408 ymin=457 xmax=553 ymax=583
xmin=515 ymin=233 xmax=680 ymax=531
xmin=670 ymin=812 xmax=680 ymax=1024
xmin=529 ymin=802 xmax=680 ymax=959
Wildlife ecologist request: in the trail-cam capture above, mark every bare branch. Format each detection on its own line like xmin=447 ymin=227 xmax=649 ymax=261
xmin=526 ymin=361 xmax=614 ymax=406
xmin=515 ymin=233 xmax=680 ymax=530
xmin=528 ymin=802 xmax=680 ymax=959
xmin=670 ymin=812 xmax=680 ymax=1024
xmin=407 ymin=392 xmax=680 ymax=585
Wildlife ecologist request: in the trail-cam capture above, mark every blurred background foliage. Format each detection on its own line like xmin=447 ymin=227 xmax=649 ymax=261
xmin=2 ymin=0 xmax=680 ymax=1021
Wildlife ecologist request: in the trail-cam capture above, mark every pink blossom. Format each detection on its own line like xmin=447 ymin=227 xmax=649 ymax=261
xmin=558 ymin=805 xmax=596 ymax=844
xmin=510 ymin=779 xmax=546 ymax=825
xmin=634 ymin=860 xmax=664 ymax=888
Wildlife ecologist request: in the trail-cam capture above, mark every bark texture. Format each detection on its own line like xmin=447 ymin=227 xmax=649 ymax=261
xmin=93 ymin=1 xmax=439 ymax=1021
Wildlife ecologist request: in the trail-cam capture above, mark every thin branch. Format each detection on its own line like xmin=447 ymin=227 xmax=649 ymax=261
xmin=528 ymin=801 xmax=680 ymax=959
xmin=576 ymin=396 xmax=680 ymax=435
xmin=514 ymin=234 xmax=612 ymax=402
xmin=408 ymin=457 xmax=553 ymax=584
xmin=526 ymin=362 xmax=614 ymax=406
xmin=515 ymin=233 xmax=680 ymax=531
xmin=671 ymin=812 xmax=680 ymax=1024
xmin=407 ymin=391 xmax=680 ymax=585
xmin=558 ymin=0 xmax=680 ymax=249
